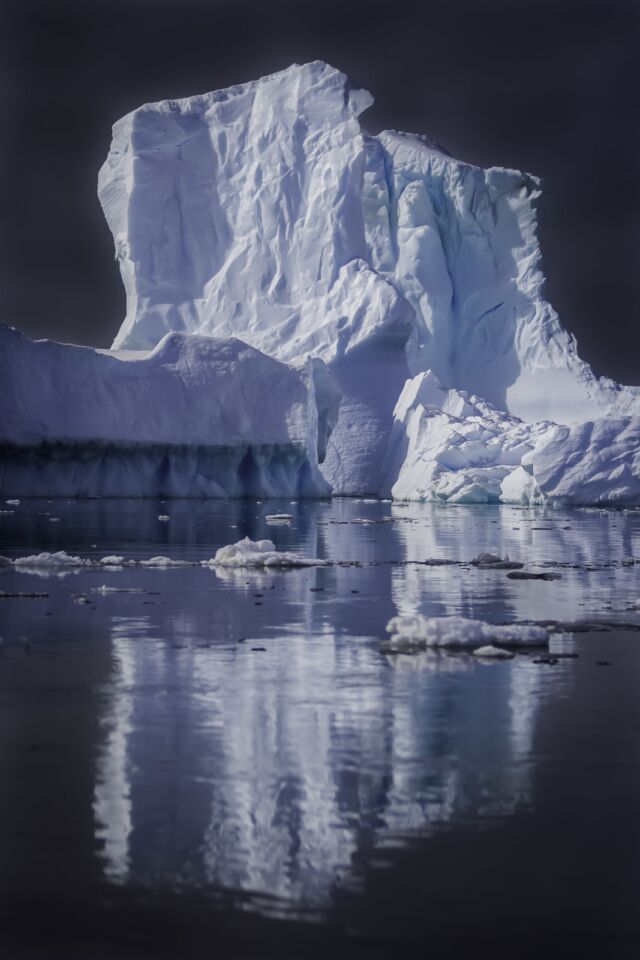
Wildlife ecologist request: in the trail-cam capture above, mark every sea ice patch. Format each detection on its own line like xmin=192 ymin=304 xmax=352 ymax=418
xmin=206 ymin=537 xmax=327 ymax=568
xmin=385 ymin=614 xmax=548 ymax=649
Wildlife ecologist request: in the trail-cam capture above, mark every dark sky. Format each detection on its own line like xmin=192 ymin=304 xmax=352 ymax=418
xmin=1 ymin=0 xmax=638 ymax=383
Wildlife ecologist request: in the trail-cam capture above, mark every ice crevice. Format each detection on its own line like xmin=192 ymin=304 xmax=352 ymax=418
xmin=2 ymin=60 xmax=640 ymax=503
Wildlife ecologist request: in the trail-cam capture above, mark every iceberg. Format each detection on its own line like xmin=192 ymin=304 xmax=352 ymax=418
xmin=3 ymin=61 xmax=638 ymax=502
xmin=0 ymin=324 xmax=338 ymax=498
xmin=98 ymin=60 xmax=640 ymax=501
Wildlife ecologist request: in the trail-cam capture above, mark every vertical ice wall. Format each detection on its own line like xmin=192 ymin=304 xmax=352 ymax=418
xmin=99 ymin=61 xmax=639 ymax=496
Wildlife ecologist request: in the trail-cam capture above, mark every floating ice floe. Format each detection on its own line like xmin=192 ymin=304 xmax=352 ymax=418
xmin=473 ymin=645 xmax=515 ymax=659
xmin=12 ymin=551 xmax=88 ymax=568
xmin=385 ymin=615 xmax=549 ymax=649
xmin=138 ymin=556 xmax=192 ymax=567
xmin=91 ymin=585 xmax=145 ymax=594
xmin=265 ymin=514 xmax=294 ymax=524
xmin=471 ymin=552 xmax=524 ymax=570
xmin=206 ymin=537 xmax=327 ymax=568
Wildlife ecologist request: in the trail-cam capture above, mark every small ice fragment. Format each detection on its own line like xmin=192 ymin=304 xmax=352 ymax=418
xmin=265 ymin=514 xmax=293 ymax=524
xmin=6 ymin=500 xmax=20 ymax=505
xmin=14 ymin=551 xmax=87 ymax=568
xmin=385 ymin=614 xmax=548 ymax=649
xmin=472 ymin=552 xmax=523 ymax=570
xmin=473 ymin=645 xmax=514 ymax=659
xmin=206 ymin=537 xmax=327 ymax=568
xmin=98 ymin=555 xmax=125 ymax=566
xmin=74 ymin=596 xmax=90 ymax=604
xmin=157 ymin=515 xmax=170 ymax=521
xmin=138 ymin=556 xmax=190 ymax=567
xmin=92 ymin=585 xmax=144 ymax=594
xmin=49 ymin=518 xmax=60 ymax=522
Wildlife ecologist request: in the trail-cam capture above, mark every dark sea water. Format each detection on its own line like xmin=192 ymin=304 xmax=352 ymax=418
xmin=1 ymin=498 xmax=639 ymax=959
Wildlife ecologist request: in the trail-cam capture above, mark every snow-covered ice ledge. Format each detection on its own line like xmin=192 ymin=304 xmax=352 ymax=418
xmin=0 ymin=325 xmax=339 ymax=498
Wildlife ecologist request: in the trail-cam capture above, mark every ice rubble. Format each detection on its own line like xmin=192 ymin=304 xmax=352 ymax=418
xmin=384 ymin=371 xmax=640 ymax=505
xmin=0 ymin=324 xmax=338 ymax=498
xmin=97 ymin=60 xmax=640 ymax=502
xmin=385 ymin=615 xmax=549 ymax=650
xmin=11 ymin=551 xmax=88 ymax=568
xmin=206 ymin=537 xmax=327 ymax=568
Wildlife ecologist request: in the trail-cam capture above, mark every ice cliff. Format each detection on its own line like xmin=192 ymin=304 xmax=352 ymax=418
xmin=0 ymin=325 xmax=338 ymax=498
xmin=96 ymin=60 xmax=640 ymax=502
xmin=2 ymin=61 xmax=638 ymax=502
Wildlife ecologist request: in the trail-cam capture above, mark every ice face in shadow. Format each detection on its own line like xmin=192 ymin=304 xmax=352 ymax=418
xmin=0 ymin=325 xmax=339 ymax=498
xmin=99 ymin=60 xmax=640 ymax=497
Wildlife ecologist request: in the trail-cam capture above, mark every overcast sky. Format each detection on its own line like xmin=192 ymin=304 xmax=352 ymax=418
xmin=1 ymin=0 xmax=638 ymax=382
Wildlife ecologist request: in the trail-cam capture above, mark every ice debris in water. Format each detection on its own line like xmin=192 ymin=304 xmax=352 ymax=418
xmin=6 ymin=500 xmax=20 ymax=505
xmin=207 ymin=537 xmax=327 ymax=568
xmin=471 ymin=552 xmax=524 ymax=570
xmin=12 ymin=551 xmax=88 ymax=568
xmin=473 ymin=645 xmax=515 ymax=659
xmin=265 ymin=514 xmax=294 ymax=524
xmin=92 ymin=585 xmax=144 ymax=594
xmin=385 ymin=615 xmax=548 ymax=649
xmin=157 ymin=515 xmax=170 ymax=522
xmin=138 ymin=556 xmax=192 ymax=567
xmin=98 ymin=556 xmax=126 ymax=566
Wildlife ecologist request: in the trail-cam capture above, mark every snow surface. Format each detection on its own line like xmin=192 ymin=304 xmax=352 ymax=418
xmin=99 ymin=60 xmax=640 ymax=499
xmin=385 ymin=615 xmax=549 ymax=649
xmin=207 ymin=537 xmax=327 ymax=568
xmin=0 ymin=324 xmax=338 ymax=498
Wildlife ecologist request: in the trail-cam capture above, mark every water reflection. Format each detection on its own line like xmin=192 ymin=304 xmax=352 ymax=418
xmin=94 ymin=599 xmax=572 ymax=908
xmin=2 ymin=498 xmax=637 ymax=914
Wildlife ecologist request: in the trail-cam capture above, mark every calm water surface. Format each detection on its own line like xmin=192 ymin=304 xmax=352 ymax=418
xmin=1 ymin=498 xmax=639 ymax=959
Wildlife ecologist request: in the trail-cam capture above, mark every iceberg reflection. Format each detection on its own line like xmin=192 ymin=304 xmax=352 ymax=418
xmin=94 ymin=613 xmax=568 ymax=907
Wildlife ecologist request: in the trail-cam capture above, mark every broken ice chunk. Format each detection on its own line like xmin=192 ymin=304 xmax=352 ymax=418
xmin=206 ymin=537 xmax=327 ymax=568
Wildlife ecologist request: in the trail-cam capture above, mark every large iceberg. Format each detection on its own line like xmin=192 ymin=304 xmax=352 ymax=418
xmin=96 ymin=60 xmax=640 ymax=501
xmin=0 ymin=324 xmax=338 ymax=498
xmin=2 ymin=61 xmax=639 ymax=502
